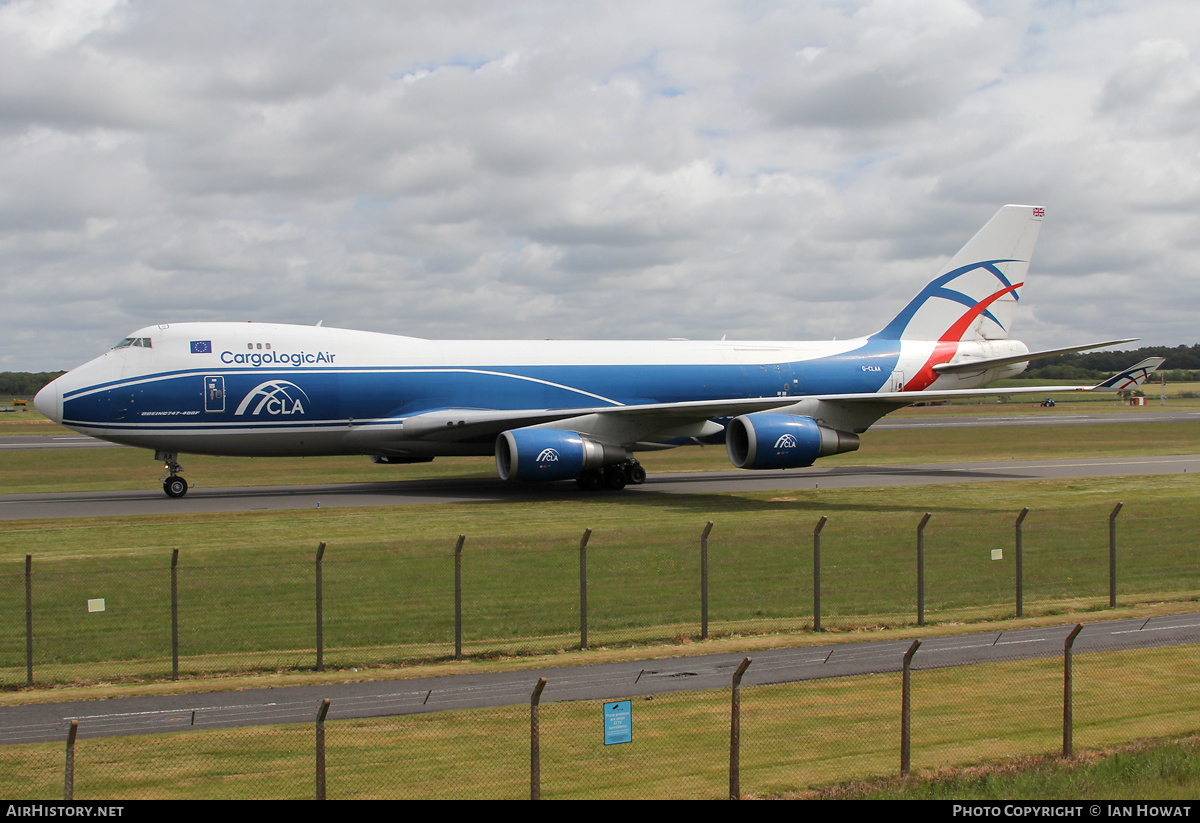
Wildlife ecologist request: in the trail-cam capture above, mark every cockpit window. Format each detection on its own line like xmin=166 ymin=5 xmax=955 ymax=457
xmin=111 ymin=337 xmax=152 ymax=349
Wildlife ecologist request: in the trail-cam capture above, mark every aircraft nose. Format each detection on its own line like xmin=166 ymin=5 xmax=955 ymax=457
xmin=34 ymin=378 xmax=62 ymax=424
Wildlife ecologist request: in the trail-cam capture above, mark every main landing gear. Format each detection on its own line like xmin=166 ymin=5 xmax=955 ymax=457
xmin=576 ymin=461 xmax=647 ymax=491
xmin=156 ymin=451 xmax=188 ymax=498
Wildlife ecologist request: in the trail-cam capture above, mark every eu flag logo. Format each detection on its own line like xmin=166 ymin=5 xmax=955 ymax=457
xmin=190 ymin=341 xmax=212 ymax=354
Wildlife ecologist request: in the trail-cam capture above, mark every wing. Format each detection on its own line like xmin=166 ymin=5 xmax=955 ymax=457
xmin=396 ymin=395 xmax=802 ymax=444
xmin=390 ymin=357 xmax=1166 ymax=449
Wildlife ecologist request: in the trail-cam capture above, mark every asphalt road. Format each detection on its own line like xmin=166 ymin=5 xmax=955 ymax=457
xmin=3 ymin=613 xmax=1197 ymax=745
xmin=4 ymin=453 xmax=1199 ymax=519
xmin=0 ymin=434 xmax=124 ymax=450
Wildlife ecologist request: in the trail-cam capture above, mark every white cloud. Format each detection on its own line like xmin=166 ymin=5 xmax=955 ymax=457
xmin=3 ymin=0 xmax=1200 ymax=371
xmin=1 ymin=0 xmax=128 ymax=56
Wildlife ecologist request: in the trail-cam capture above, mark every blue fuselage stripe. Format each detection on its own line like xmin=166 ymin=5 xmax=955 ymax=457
xmin=62 ymin=345 xmax=901 ymax=435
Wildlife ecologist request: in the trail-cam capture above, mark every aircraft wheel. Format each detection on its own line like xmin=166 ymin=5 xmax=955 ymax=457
xmin=625 ymin=464 xmax=647 ymax=485
xmin=576 ymin=470 xmax=603 ymax=491
xmin=164 ymin=476 xmax=189 ymax=498
xmin=603 ymin=466 xmax=627 ymax=491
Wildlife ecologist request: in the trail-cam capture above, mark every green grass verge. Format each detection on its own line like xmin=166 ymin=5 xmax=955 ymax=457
xmin=794 ymin=737 xmax=1200 ymax=800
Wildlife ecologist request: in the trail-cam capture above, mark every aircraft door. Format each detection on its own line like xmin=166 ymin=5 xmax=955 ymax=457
xmin=780 ymin=361 xmax=798 ymax=396
xmin=736 ymin=351 xmax=796 ymax=397
xmin=205 ymin=376 xmax=225 ymax=413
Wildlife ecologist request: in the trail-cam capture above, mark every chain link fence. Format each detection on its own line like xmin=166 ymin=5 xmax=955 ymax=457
xmin=3 ymin=636 xmax=1196 ymax=799
xmin=5 ymin=505 xmax=1200 ymax=687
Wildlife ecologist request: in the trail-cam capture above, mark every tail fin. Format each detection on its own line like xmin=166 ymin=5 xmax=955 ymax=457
xmin=1088 ymin=357 xmax=1166 ymax=391
xmin=874 ymin=205 xmax=1045 ymax=342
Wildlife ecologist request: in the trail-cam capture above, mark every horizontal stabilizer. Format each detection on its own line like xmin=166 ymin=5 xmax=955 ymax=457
xmin=933 ymin=338 xmax=1139 ymax=375
xmin=816 ymin=357 xmax=1165 ymax=405
xmin=1086 ymin=358 xmax=1166 ymax=391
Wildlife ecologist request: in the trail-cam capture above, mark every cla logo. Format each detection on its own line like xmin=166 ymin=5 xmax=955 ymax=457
xmin=235 ymin=381 xmax=310 ymax=416
xmin=536 ymin=448 xmax=560 ymax=463
xmin=773 ymin=434 xmax=798 ymax=450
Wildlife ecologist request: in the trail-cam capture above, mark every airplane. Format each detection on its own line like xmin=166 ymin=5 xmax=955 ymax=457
xmin=34 ymin=204 xmax=1163 ymax=498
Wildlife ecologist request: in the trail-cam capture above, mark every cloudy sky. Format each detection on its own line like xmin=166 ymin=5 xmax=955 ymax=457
xmin=4 ymin=0 xmax=1200 ymax=372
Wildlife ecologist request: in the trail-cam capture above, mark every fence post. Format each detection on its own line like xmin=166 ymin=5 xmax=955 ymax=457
xmin=454 ymin=535 xmax=465 ymax=660
xmin=25 ymin=554 xmax=33 ymax=687
xmin=916 ymin=514 xmax=931 ymax=627
xmin=1109 ymin=503 xmax=1123 ymax=608
xmin=900 ymin=639 xmax=921 ymax=776
xmin=579 ymin=529 xmax=591 ymax=650
xmin=1063 ymin=623 xmax=1083 ymax=757
xmin=315 ymin=698 xmax=330 ymax=800
xmin=701 ymin=522 xmax=713 ymax=640
xmin=171 ymin=548 xmax=179 ymax=681
xmin=729 ymin=657 xmax=752 ymax=800
xmin=530 ymin=677 xmax=547 ymax=800
xmin=63 ymin=719 xmax=77 ymax=801
xmin=315 ymin=542 xmax=326 ymax=672
xmin=813 ymin=516 xmax=827 ymax=632
xmin=1015 ymin=508 xmax=1029 ymax=618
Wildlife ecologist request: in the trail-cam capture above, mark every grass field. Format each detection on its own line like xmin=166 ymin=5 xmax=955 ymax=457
xmin=796 ymin=737 xmax=1200 ymax=800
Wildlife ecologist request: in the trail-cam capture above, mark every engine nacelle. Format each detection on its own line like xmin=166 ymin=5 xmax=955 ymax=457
xmin=726 ymin=413 xmax=860 ymax=470
xmin=496 ymin=428 xmax=626 ymax=481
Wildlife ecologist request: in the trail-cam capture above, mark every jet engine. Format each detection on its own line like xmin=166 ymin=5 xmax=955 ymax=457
xmin=496 ymin=428 xmax=628 ymax=481
xmin=725 ymin=413 xmax=860 ymax=470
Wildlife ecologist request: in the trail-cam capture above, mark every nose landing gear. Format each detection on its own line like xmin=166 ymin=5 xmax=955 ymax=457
xmin=156 ymin=451 xmax=188 ymax=498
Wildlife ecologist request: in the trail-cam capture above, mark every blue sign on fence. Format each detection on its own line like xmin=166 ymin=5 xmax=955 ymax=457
xmin=604 ymin=700 xmax=632 ymax=745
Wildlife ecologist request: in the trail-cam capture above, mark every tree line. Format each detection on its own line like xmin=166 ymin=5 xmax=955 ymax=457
xmin=1023 ymin=344 xmax=1200 ymax=381
xmin=0 ymin=372 xmax=65 ymax=397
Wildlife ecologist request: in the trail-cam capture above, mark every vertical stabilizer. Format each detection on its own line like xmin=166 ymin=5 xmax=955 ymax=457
xmin=874 ymin=204 xmax=1044 ymax=342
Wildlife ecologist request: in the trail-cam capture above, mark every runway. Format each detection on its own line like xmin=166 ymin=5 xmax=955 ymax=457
xmin=2 ymin=613 xmax=1197 ymax=745
xmin=3 ymin=453 xmax=1199 ymax=520
xmin=2 ymin=408 xmax=1196 ymax=519
xmin=0 ymin=434 xmax=124 ymax=450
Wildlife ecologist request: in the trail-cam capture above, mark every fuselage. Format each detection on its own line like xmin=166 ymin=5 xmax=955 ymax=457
xmin=36 ymin=321 xmax=1029 ymax=458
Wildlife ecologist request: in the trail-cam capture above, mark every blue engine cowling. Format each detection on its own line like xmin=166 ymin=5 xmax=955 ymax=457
xmin=496 ymin=428 xmax=628 ymax=481
xmin=725 ymin=413 xmax=860 ymax=470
